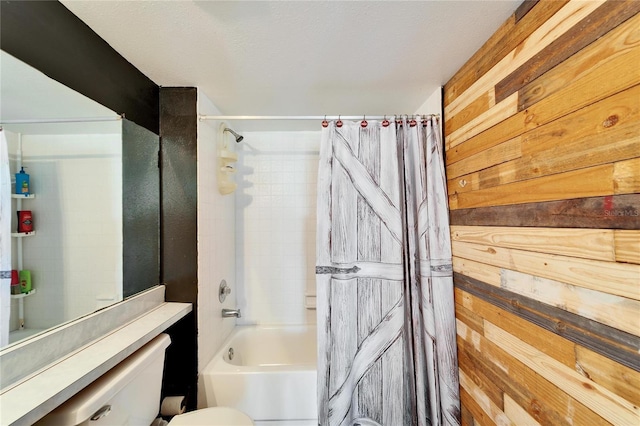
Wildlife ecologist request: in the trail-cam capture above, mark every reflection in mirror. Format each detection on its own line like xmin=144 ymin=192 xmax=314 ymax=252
xmin=0 ymin=50 xmax=125 ymax=348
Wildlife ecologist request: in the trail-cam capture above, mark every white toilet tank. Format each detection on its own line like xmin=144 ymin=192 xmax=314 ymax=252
xmin=36 ymin=333 xmax=171 ymax=426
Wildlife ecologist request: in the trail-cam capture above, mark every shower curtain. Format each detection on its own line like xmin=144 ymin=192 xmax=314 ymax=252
xmin=316 ymin=117 xmax=459 ymax=426
xmin=1 ymin=130 xmax=11 ymax=347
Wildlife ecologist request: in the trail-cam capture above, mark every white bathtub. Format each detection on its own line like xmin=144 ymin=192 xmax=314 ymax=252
xmin=202 ymin=325 xmax=317 ymax=425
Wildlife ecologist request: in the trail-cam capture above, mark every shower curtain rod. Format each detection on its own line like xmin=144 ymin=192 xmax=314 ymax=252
xmin=198 ymin=114 xmax=439 ymax=121
xmin=0 ymin=115 xmax=123 ymax=125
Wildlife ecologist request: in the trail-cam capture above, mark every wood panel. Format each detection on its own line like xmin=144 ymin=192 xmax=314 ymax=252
xmin=443 ymin=0 xmax=568 ymax=108
xmin=447 ymin=92 xmax=518 ymax=150
xmin=446 ymin=38 xmax=640 ymax=164
xmin=445 ymin=0 xmax=602 ymax=118
xmin=454 ymin=303 xmax=484 ymax=335
xmin=519 ymin=10 xmax=640 ymax=110
xmin=483 ymin=321 xmax=639 ymax=425
xmin=460 ymin=387 xmax=497 ymax=426
xmin=456 ymin=318 xmax=611 ymax=426
xmin=457 ymin=288 xmax=577 ymax=368
xmin=452 ymin=163 xmax=616 ymax=209
xmin=460 ymin=404 xmax=474 ymax=426
xmin=454 ymin=273 xmax=640 ymax=371
xmin=503 ymin=394 xmax=540 ymax=426
xmin=455 ymin=273 xmax=639 ymax=372
xmin=451 ymin=225 xmax=615 ymax=261
xmin=494 ymin=0 xmax=640 ymax=104
xmin=458 ymin=343 xmax=504 ymax=408
xmin=450 ymin=195 xmax=640 ymax=229
xmin=446 ymin=136 xmax=521 ymax=181
xmin=452 ymin=257 xmax=501 ymax=287
xmin=445 ymin=90 xmax=494 ymax=137
xmin=574 ymin=345 xmax=640 ymax=407
xmin=500 ymin=269 xmax=640 ymax=337
xmin=614 ymin=157 xmax=640 ymax=194
xmin=445 ymin=1 xmax=640 ymax=424
xmin=614 ymin=230 xmax=640 ymax=264
xmin=452 ymin=240 xmax=640 ymax=300
xmin=449 ymin=84 xmax=640 ymax=195
xmin=459 ymin=370 xmax=513 ymax=426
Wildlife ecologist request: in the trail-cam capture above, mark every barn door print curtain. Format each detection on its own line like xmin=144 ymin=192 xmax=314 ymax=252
xmin=316 ymin=117 xmax=460 ymax=426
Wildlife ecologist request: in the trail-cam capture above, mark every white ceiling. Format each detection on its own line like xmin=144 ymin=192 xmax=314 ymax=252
xmin=62 ymin=1 xmax=520 ymax=130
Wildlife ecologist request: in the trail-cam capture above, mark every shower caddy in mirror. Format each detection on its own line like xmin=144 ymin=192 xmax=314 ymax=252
xmin=9 ymin=138 xmax=38 ymax=335
xmin=217 ymin=122 xmax=238 ymax=194
xmin=10 ymin=193 xmax=37 ymax=332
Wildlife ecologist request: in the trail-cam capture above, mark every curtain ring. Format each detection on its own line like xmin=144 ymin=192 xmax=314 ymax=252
xmin=336 ymin=115 xmax=343 ymax=128
xmin=361 ymin=114 xmax=368 ymax=128
xmin=396 ymin=115 xmax=403 ymax=126
xmin=382 ymin=115 xmax=390 ymax=127
xmin=321 ymin=115 xmax=329 ymax=128
xmin=409 ymin=115 xmax=417 ymax=127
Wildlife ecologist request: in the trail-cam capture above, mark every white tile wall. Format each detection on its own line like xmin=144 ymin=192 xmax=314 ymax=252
xmin=235 ymin=131 xmax=319 ymax=326
xmin=11 ymin=133 xmax=122 ymax=330
xmin=196 ymin=91 xmax=237 ymax=408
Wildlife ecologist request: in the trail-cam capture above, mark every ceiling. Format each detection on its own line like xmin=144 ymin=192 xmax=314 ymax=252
xmin=59 ymin=1 xmax=520 ymax=131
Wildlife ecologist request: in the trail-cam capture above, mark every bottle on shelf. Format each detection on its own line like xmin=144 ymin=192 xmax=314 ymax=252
xmin=19 ymin=270 xmax=32 ymax=294
xmin=17 ymin=210 xmax=33 ymax=233
xmin=14 ymin=167 xmax=30 ymax=196
xmin=11 ymin=270 xmax=21 ymax=295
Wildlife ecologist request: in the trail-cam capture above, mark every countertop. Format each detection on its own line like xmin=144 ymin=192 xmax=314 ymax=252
xmin=0 ymin=302 xmax=191 ymax=426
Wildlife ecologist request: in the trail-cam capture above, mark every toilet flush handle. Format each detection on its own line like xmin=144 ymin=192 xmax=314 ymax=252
xmin=90 ymin=405 xmax=112 ymax=421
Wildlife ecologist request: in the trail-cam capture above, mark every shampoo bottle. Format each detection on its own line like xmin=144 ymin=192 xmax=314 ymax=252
xmin=19 ymin=270 xmax=32 ymax=294
xmin=15 ymin=167 xmax=30 ymax=195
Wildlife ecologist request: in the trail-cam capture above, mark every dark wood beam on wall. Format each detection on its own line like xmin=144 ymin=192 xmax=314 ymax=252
xmin=0 ymin=0 xmax=159 ymax=134
xmin=450 ymin=194 xmax=640 ymax=229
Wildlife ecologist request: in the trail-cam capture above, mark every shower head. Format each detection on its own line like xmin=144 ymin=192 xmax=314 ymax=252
xmin=224 ymin=127 xmax=244 ymax=143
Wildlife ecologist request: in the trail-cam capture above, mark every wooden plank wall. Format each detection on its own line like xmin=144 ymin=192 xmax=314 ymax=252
xmin=443 ymin=1 xmax=640 ymax=424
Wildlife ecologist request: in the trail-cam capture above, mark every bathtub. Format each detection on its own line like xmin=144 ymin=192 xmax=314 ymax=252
xmin=202 ymin=325 xmax=317 ymax=425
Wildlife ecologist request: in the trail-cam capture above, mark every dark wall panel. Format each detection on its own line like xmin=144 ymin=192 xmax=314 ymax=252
xmin=122 ymin=119 xmax=160 ymax=297
xmin=159 ymin=87 xmax=198 ymax=409
xmin=0 ymin=0 xmax=159 ymax=134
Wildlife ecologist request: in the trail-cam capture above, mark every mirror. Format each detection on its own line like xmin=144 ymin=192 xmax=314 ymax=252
xmin=0 ymin=50 xmax=160 ymax=349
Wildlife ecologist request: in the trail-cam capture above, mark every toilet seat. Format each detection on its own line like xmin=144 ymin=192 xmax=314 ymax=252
xmin=168 ymin=407 xmax=254 ymax=425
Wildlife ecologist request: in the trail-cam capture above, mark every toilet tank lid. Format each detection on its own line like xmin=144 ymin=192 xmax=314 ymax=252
xmin=37 ymin=334 xmax=171 ymax=425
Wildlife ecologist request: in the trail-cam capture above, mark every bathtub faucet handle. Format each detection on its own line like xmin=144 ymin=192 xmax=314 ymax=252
xmin=219 ymin=280 xmax=232 ymax=302
xmin=222 ymin=308 xmax=241 ymax=318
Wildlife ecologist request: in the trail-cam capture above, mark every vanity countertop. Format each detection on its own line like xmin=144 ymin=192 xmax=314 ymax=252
xmin=0 ymin=302 xmax=191 ymax=426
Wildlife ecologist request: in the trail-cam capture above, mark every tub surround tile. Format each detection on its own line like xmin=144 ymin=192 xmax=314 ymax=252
xmin=236 ymin=131 xmax=319 ymax=326
xmin=0 ymin=285 xmax=165 ymax=390
xmin=0 ymin=301 xmax=191 ymax=426
xmin=196 ymin=91 xmax=236 ymax=387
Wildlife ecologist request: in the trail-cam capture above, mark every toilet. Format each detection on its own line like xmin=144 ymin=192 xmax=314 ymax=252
xmin=36 ymin=334 xmax=253 ymax=426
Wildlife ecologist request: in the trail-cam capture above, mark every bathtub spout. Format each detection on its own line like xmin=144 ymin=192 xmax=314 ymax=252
xmin=222 ymin=308 xmax=242 ymax=318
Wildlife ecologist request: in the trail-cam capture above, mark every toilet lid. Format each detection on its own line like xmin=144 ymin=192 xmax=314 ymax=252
xmin=168 ymin=407 xmax=254 ymax=426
